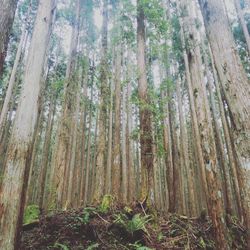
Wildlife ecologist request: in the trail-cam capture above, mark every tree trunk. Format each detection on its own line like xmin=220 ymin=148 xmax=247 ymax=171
xmin=38 ymin=98 xmax=56 ymax=211
xmin=234 ymin=0 xmax=250 ymax=53
xmin=93 ymin=0 xmax=109 ymax=203
xmin=112 ymin=45 xmax=122 ymax=200
xmin=137 ymin=0 xmax=154 ymax=204
xmin=50 ymin=0 xmax=80 ymax=209
xmin=0 ymin=27 xmax=28 ymax=133
xmin=0 ymin=0 xmax=18 ymax=77
xmin=199 ymin=0 xmax=250 ymax=243
xmin=121 ymin=85 xmax=128 ymax=203
xmin=0 ymin=0 xmax=55 ymax=248
xmin=176 ymin=75 xmax=196 ymax=216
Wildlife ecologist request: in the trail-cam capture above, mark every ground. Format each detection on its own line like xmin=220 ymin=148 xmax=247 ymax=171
xmin=20 ymin=201 xmax=247 ymax=250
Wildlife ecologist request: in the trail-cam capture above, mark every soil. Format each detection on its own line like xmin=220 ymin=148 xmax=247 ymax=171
xmin=20 ymin=203 xmax=247 ymax=250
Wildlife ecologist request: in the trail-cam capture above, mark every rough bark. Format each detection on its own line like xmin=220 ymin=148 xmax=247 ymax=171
xmin=0 ymin=0 xmax=55 ymax=248
xmin=234 ymin=0 xmax=250 ymax=53
xmin=199 ymin=0 xmax=250 ymax=243
xmin=93 ymin=0 xmax=109 ymax=203
xmin=112 ymin=45 xmax=122 ymax=200
xmin=0 ymin=0 xmax=18 ymax=77
xmin=137 ymin=0 xmax=154 ymax=204
xmin=50 ymin=0 xmax=80 ymax=209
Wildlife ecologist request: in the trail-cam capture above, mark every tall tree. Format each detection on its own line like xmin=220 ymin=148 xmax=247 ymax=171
xmin=0 ymin=0 xmax=56 ymax=248
xmin=199 ymin=0 xmax=250 ymax=242
xmin=0 ymin=0 xmax=18 ymax=77
xmin=137 ymin=0 xmax=154 ymax=204
xmin=50 ymin=0 xmax=81 ymax=209
xmin=93 ymin=0 xmax=109 ymax=202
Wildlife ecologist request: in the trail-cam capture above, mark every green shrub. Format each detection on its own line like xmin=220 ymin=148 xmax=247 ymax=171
xmin=114 ymin=213 xmax=152 ymax=235
xmin=23 ymin=205 xmax=39 ymax=224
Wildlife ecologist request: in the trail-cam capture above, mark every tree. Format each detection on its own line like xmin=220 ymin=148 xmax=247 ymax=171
xmin=199 ymin=0 xmax=250 ymax=243
xmin=0 ymin=0 xmax=18 ymax=77
xmin=0 ymin=0 xmax=56 ymax=248
xmin=137 ymin=0 xmax=154 ymax=204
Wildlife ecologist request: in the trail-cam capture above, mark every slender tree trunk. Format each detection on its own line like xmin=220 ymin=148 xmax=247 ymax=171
xmin=66 ymin=79 xmax=81 ymax=208
xmin=137 ymin=0 xmax=154 ymax=204
xmin=207 ymin=67 xmax=233 ymax=216
xmin=0 ymin=27 xmax=28 ymax=133
xmin=105 ymin=79 xmax=113 ymax=195
xmin=50 ymin=0 xmax=80 ymax=209
xmin=176 ymin=75 xmax=196 ymax=216
xmin=234 ymin=0 xmax=250 ymax=53
xmin=121 ymin=85 xmax=128 ymax=203
xmin=93 ymin=0 xmax=108 ymax=203
xmin=38 ymin=98 xmax=56 ymax=211
xmin=127 ymin=57 xmax=136 ymax=202
xmin=112 ymin=45 xmax=122 ymax=200
xmin=161 ymin=88 xmax=174 ymax=213
xmin=0 ymin=0 xmax=55 ymax=248
xmin=0 ymin=0 xmax=18 ymax=77
xmin=209 ymin=47 xmax=243 ymax=218
xmin=84 ymin=74 xmax=94 ymax=206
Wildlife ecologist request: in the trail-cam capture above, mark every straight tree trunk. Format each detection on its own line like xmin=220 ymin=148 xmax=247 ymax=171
xmin=180 ymin=1 xmax=228 ymax=247
xmin=126 ymin=56 xmax=136 ymax=202
xmin=0 ymin=0 xmax=18 ymax=77
xmin=0 ymin=27 xmax=28 ymax=133
xmin=121 ymin=85 xmax=128 ymax=203
xmin=137 ymin=0 xmax=154 ymax=204
xmin=234 ymin=0 xmax=250 ymax=53
xmin=199 ymin=0 xmax=250 ymax=243
xmin=0 ymin=0 xmax=55 ymax=248
xmin=93 ymin=0 xmax=109 ymax=203
xmin=84 ymin=73 xmax=94 ymax=206
xmin=50 ymin=0 xmax=80 ymax=208
xmin=176 ymin=75 xmax=196 ymax=216
xmin=38 ymin=98 xmax=56 ymax=211
xmin=209 ymin=47 xmax=243 ymax=218
xmin=112 ymin=45 xmax=122 ymax=200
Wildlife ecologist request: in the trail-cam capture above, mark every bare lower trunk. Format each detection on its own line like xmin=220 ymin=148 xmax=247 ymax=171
xmin=0 ymin=0 xmax=55 ymax=248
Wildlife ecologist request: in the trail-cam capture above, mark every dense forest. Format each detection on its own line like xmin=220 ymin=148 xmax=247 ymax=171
xmin=0 ymin=0 xmax=250 ymax=249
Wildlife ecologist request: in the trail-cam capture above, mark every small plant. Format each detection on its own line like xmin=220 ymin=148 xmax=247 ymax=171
xmin=86 ymin=242 xmax=99 ymax=250
xmin=23 ymin=205 xmax=39 ymax=224
xmin=114 ymin=213 xmax=152 ymax=235
xmin=99 ymin=194 xmax=113 ymax=213
xmin=77 ymin=207 xmax=96 ymax=224
xmin=53 ymin=242 xmax=69 ymax=250
xmin=129 ymin=241 xmax=154 ymax=250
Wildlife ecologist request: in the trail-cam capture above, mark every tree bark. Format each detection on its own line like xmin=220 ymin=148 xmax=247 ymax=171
xmin=0 ymin=0 xmax=55 ymax=248
xmin=234 ymin=0 xmax=250 ymax=53
xmin=0 ymin=0 xmax=18 ymax=77
xmin=199 ymin=0 xmax=250 ymax=243
xmin=137 ymin=0 xmax=154 ymax=204
xmin=112 ymin=45 xmax=122 ymax=200
xmin=93 ymin=0 xmax=109 ymax=203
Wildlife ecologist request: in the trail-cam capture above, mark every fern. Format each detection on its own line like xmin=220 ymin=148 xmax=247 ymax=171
xmin=114 ymin=213 xmax=152 ymax=235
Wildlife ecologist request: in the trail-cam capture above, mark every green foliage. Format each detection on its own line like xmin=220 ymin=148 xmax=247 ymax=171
xmin=23 ymin=205 xmax=39 ymax=224
xmin=114 ymin=213 xmax=152 ymax=235
xmin=198 ymin=237 xmax=206 ymax=249
xmin=86 ymin=242 xmax=99 ymax=250
xmin=99 ymin=194 xmax=113 ymax=213
xmin=77 ymin=207 xmax=96 ymax=225
xmin=129 ymin=241 xmax=154 ymax=250
xmin=53 ymin=243 xmax=69 ymax=250
xmin=139 ymin=0 xmax=168 ymax=37
xmin=157 ymin=232 xmax=165 ymax=242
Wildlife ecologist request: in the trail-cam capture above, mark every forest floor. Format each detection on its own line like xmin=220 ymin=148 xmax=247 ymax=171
xmin=21 ymin=199 xmax=247 ymax=250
